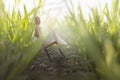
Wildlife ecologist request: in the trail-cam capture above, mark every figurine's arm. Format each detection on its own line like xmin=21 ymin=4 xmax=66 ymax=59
xmin=35 ymin=26 xmax=40 ymax=38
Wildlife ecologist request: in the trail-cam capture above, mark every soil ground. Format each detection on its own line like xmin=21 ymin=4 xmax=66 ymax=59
xmin=24 ymin=46 xmax=99 ymax=80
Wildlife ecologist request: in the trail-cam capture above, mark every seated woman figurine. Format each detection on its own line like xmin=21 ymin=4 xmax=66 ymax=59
xmin=34 ymin=16 xmax=41 ymax=38
xmin=34 ymin=16 xmax=68 ymax=62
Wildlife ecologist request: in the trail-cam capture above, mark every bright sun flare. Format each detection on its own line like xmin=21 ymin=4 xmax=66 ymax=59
xmin=3 ymin=0 xmax=117 ymax=20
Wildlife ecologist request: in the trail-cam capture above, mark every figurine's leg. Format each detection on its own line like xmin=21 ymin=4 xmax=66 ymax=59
xmin=59 ymin=48 xmax=65 ymax=57
xmin=44 ymin=47 xmax=52 ymax=62
xmin=45 ymin=41 xmax=57 ymax=48
xmin=44 ymin=41 xmax=57 ymax=62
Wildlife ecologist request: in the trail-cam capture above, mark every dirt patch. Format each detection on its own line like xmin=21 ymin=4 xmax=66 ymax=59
xmin=25 ymin=47 xmax=99 ymax=80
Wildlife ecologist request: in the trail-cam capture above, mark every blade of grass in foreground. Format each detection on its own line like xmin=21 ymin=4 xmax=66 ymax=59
xmin=64 ymin=0 xmax=120 ymax=80
xmin=0 ymin=0 xmax=43 ymax=80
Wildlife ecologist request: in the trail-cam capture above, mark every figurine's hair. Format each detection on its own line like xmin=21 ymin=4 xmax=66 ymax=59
xmin=35 ymin=16 xmax=41 ymax=24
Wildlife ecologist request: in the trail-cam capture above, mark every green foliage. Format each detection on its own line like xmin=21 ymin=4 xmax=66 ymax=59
xmin=61 ymin=0 xmax=120 ymax=80
xmin=0 ymin=0 xmax=120 ymax=80
xmin=0 ymin=0 xmax=43 ymax=80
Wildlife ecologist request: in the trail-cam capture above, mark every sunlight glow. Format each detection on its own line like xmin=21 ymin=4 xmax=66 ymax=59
xmin=3 ymin=0 xmax=118 ymax=20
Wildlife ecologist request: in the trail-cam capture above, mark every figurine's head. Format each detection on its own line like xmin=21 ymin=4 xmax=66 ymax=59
xmin=35 ymin=16 xmax=41 ymax=25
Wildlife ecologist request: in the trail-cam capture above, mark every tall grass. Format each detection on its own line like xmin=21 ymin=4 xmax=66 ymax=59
xmin=60 ymin=0 xmax=120 ymax=80
xmin=0 ymin=0 xmax=120 ymax=80
xmin=0 ymin=0 xmax=43 ymax=80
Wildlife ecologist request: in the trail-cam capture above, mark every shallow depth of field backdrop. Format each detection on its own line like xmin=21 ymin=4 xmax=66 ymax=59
xmin=0 ymin=0 xmax=120 ymax=80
